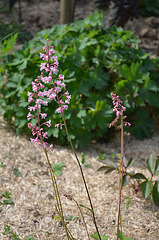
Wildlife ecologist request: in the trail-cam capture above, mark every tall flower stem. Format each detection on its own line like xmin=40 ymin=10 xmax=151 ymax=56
xmin=117 ymin=115 xmax=124 ymax=240
xmin=35 ymin=93 xmax=72 ymax=240
xmin=61 ymin=111 xmax=102 ymax=240
xmin=44 ymin=148 xmax=74 ymax=240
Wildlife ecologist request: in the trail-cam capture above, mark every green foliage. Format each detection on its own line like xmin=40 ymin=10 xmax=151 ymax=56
xmin=52 ymin=162 xmax=66 ymax=176
xmin=3 ymin=226 xmax=35 ymax=240
xmin=0 ymin=191 xmax=14 ymax=205
xmin=0 ymin=33 xmax=18 ymax=58
xmin=25 ymin=237 xmax=35 ymax=240
xmin=139 ymin=0 xmax=159 ymax=16
xmin=13 ymin=168 xmax=22 ymax=177
xmin=0 ymin=22 xmax=32 ymax=43
xmin=1 ymin=11 xmax=159 ymax=147
xmin=0 ymin=162 xmax=6 ymax=167
xmin=3 ymin=225 xmax=11 ymax=235
xmin=67 ymin=215 xmax=78 ymax=221
xmin=81 ymin=153 xmax=86 ymax=164
xmin=97 ymin=154 xmax=159 ymax=206
xmin=91 ymin=232 xmax=109 ymax=240
xmin=118 ymin=230 xmax=132 ymax=240
xmin=124 ymin=196 xmax=131 ymax=209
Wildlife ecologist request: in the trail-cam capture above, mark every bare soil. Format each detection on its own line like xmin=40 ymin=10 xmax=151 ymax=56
xmin=0 ymin=1 xmax=159 ymax=240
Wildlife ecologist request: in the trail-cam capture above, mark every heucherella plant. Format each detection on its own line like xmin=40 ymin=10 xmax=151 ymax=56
xmin=27 ymin=39 xmax=74 ymax=240
xmin=109 ymin=92 xmax=131 ymax=240
xmin=27 ymin=39 xmax=102 ymax=240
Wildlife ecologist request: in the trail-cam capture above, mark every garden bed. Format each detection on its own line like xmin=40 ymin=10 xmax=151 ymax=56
xmin=0 ymin=117 xmax=159 ymax=240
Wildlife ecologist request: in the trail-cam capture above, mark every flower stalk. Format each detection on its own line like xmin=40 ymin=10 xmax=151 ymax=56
xmin=27 ymin=39 xmax=101 ymax=240
xmin=109 ymin=92 xmax=131 ymax=240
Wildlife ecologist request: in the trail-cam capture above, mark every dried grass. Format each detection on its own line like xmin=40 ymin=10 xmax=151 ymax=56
xmin=0 ymin=117 xmax=159 ymax=240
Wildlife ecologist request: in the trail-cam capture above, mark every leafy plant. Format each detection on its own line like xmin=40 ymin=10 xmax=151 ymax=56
xmin=91 ymin=232 xmax=109 ymax=240
xmin=139 ymin=0 xmax=159 ymax=16
xmin=0 ymin=191 xmax=14 ymax=205
xmin=1 ymin=11 xmax=159 ymax=147
xmin=13 ymin=168 xmax=22 ymax=177
xmin=0 ymin=162 xmax=6 ymax=167
xmin=3 ymin=226 xmax=20 ymax=239
xmin=3 ymin=226 xmax=35 ymax=240
xmin=98 ymin=154 xmax=159 ymax=206
xmin=25 ymin=237 xmax=35 ymax=240
xmin=52 ymin=162 xmax=66 ymax=176
xmin=118 ymin=230 xmax=132 ymax=240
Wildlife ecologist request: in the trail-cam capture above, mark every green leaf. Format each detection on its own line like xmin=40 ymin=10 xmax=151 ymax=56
xmin=54 ymin=215 xmax=60 ymax=220
xmin=79 ymin=204 xmax=93 ymax=213
xmin=146 ymin=154 xmax=154 ymax=174
xmin=118 ymin=230 xmax=132 ymax=240
xmin=124 ymin=196 xmax=131 ymax=209
xmin=97 ymin=159 xmax=117 ymax=169
xmin=81 ymin=153 xmax=85 ymax=164
xmin=98 ymin=153 xmax=107 ymax=161
xmin=122 ymin=175 xmax=130 ymax=188
xmin=123 ymin=157 xmax=127 ymax=168
xmin=97 ymin=166 xmax=115 ymax=172
xmin=104 ymin=168 xmax=115 ymax=174
xmin=3 ymin=225 xmax=11 ymax=235
xmin=25 ymin=237 xmax=35 ymax=240
xmin=131 ymin=173 xmax=147 ymax=180
xmin=0 ymin=199 xmax=14 ymax=205
xmin=13 ymin=168 xmax=22 ymax=177
xmin=154 ymin=158 xmax=159 ymax=175
xmin=52 ymin=162 xmax=66 ymax=176
xmin=141 ymin=180 xmax=152 ymax=200
xmin=84 ymin=163 xmax=92 ymax=168
xmin=91 ymin=232 xmax=109 ymax=240
xmin=127 ymin=158 xmax=135 ymax=169
xmin=67 ymin=216 xmax=78 ymax=221
xmin=152 ymin=181 xmax=159 ymax=206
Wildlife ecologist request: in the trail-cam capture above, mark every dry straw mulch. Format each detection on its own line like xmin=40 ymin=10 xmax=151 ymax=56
xmin=0 ymin=117 xmax=159 ymax=240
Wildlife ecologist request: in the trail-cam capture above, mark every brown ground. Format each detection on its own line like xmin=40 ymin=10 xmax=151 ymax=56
xmin=0 ymin=117 xmax=159 ymax=240
xmin=0 ymin=1 xmax=159 ymax=240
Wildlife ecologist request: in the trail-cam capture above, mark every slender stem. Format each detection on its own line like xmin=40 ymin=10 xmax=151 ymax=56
xmin=46 ymin=42 xmax=101 ymax=239
xmin=72 ymin=198 xmax=90 ymax=240
xmin=61 ymin=111 xmax=101 ymax=240
xmin=117 ymin=115 xmax=124 ymax=240
xmin=44 ymin=148 xmax=73 ymax=240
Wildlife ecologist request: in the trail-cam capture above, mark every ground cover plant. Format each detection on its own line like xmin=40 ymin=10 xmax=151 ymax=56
xmin=1 ymin=11 xmax=159 ymax=148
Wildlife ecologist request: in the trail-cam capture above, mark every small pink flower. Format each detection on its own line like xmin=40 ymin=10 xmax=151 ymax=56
xmin=59 ymin=74 xmax=64 ymax=80
xmin=41 ymin=113 xmax=47 ymax=119
xmin=56 ymin=107 xmax=62 ymax=113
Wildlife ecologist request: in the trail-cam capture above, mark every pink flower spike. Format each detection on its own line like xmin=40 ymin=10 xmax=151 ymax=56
xmin=109 ymin=92 xmax=130 ymax=128
xmin=28 ymin=39 xmax=71 ymax=150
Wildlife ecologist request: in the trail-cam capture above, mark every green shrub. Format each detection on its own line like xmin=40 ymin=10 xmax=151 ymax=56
xmin=139 ymin=0 xmax=159 ymax=16
xmin=0 ymin=11 xmax=159 ymax=147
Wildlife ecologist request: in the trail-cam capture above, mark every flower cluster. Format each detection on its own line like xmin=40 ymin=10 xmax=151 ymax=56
xmin=109 ymin=92 xmax=131 ymax=128
xmin=27 ymin=39 xmax=71 ymax=150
